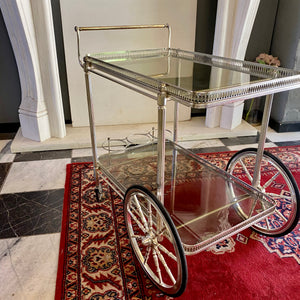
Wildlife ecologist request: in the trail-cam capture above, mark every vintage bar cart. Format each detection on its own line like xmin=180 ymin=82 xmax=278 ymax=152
xmin=75 ymin=24 xmax=300 ymax=297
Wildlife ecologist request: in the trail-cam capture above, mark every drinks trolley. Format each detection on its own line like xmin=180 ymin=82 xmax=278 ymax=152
xmin=75 ymin=24 xmax=300 ymax=297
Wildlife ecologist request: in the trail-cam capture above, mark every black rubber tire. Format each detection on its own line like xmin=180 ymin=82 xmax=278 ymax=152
xmin=124 ymin=185 xmax=187 ymax=297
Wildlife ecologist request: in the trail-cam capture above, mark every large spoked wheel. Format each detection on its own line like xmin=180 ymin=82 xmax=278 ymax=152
xmin=124 ymin=185 xmax=187 ymax=297
xmin=226 ymin=148 xmax=300 ymax=237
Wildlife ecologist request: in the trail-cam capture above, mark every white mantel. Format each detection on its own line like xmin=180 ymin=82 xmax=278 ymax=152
xmin=0 ymin=0 xmax=65 ymax=142
xmin=1 ymin=0 xmax=259 ymax=144
xmin=206 ymin=0 xmax=260 ymax=130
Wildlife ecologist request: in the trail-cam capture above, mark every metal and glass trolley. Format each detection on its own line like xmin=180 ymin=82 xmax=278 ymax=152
xmin=75 ymin=24 xmax=300 ymax=297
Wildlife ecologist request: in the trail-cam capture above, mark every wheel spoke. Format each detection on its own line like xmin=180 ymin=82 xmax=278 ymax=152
xmin=262 ymin=172 xmax=280 ymax=189
xmin=152 ymin=247 xmax=163 ymax=283
xmin=158 ymin=243 xmax=177 ymax=261
xmin=248 ymin=198 xmax=257 ymax=218
xmin=156 ymin=225 xmax=171 ymax=241
xmin=128 ymin=205 xmax=147 ymax=233
xmin=155 ymin=246 xmax=176 ymax=284
xmin=134 ymin=194 xmax=149 ymax=231
xmin=148 ymin=201 xmax=153 ymax=231
xmin=156 ymin=225 xmax=167 ymax=236
xmin=260 ymin=200 xmax=272 ymax=230
xmin=239 ymin=159 xmax=253 ymax=182
xmin=144 ymin=246 xmax=151 ymax=265
xmin=264 ymin=217 xmax=271 ymax=230
xmin=266 ymin=192 xmax=293 ymax=201
xmin=274 ymin=208 xmax=288 ymax=222
xmin=131 ymin=234 xmax=144 ymax=240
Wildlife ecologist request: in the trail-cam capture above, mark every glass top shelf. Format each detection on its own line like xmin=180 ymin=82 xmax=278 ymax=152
xmin=86 ymin=48 xmax=300 ymax=108
xmin=98 ymin=141 xmax=275 ymax=254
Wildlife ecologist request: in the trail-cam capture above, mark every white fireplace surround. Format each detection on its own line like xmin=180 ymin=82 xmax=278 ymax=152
xmin=0 ymin=0 xmax=259 ymax=143
xmin=0 ymin=0 xmax=65 ymax=142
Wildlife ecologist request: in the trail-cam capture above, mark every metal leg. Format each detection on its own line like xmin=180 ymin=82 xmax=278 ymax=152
xmin=173 ymin=102 xmax=179 ymax=143
xmin=170 ymin=101 xmax=179 ymax=213
xmin=84 ymin=67 xmax=101 ymax=197
xmin=157 ymin=87 xmax=167 ymax=205
xmin=170 ymin=146 xmax=178 ymax=214
xmin=169 ymin=55 xmax=181 ymax=212
xmin=252 ymin=93 xmax=274 ymax=187
xmin=173 ymin=54 xmax=181 ymax=144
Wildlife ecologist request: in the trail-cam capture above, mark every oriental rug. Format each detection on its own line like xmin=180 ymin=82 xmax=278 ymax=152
xmin=55 ymin=146 xmax=300 ymax=300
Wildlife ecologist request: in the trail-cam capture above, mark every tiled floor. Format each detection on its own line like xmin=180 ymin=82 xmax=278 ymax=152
xmin=0 ymin=130 xmax=300 ymax=299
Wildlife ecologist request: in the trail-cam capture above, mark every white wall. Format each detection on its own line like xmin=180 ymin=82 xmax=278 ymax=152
xmin=60 ymin=0 xmax=197 ymax=127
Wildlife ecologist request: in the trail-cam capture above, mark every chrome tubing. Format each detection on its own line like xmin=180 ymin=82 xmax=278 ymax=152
xmin=252 ymin=93 xmax=274 ymax=188
xmin=84 ymin=66 xmax=100 ymax=192
xmin=75 ymin=24 xmax=169 ymax=31
xmin=157 ymin=87 xmax=168 ymax=205
xmin=75 ymin=24 xmax=171 ymax=67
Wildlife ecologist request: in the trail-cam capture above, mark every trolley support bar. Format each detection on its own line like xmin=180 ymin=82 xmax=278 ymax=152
xmin=252 ymin=93 xmax=274 ymax=188
xmin=84 ymin=66 xmax=101 ymax=193
xmin=157 ymin=86 xmax=168 ymax=205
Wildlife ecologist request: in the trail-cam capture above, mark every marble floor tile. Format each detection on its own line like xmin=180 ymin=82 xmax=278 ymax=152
xmin=72 ymin=147 xmax=105 ymax=163
xmin=265 ymin=128 xmax=300 ymax=142
xmin=252 ymin=125 xmax=300 ymax=142
xmin=220 ymin=135 xmax=264 ymax=146
xmin=227 ymin=142 xmax=277 ymax=152
xmin=0 ymin=140 xmax=15 ymax=163
xmin=0 ymin=189 xmax=64 ymax=239
xmin=192 ymin=146 xmax=230 ymax=154
xmin=11 ymin=117 xmax=257 ymax=153
xmin=0 ymin=233 xmax=60 ymax=300
xmin=0 ymin=153 xmax=16 ymax=163
xmin=14 ymin=149 xmax=72 ymax=162
xmin=0 ymin=158 xmax=71 ymax=194
xmin=0 ymin=140 xmax=11 ymax=151
xmin=72 ymin=147 xmax=108 ymax=158
xmin=177 ymin=139 xmax=225 ymax=149
xmin=275 ymin=140 xmax=300 ymax=147
xmin=0 ymin=163 xmax=11 ymax=191
xmin=72 ymin=156 xmax=94 ymax=163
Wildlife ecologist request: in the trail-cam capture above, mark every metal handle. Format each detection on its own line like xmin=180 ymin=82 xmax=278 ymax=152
xmin=75 ymin=24 xmax=171 ymax=67
xmin=75 ymin=24 xmax=169 ymax=31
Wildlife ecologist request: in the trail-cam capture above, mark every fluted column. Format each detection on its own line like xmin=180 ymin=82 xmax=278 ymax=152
xmin=0 ymin=0 xmax=65 ymax=141
xmin=205 ymin=0 xmax=260 ymax=129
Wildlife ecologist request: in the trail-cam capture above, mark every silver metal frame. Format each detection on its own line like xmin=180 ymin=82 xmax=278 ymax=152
xmin=75 ymin=25 xmax=300 ymax=296
xmin=84 ymin=65 xmax=101 ymax=191
xmin=253 ymin=94 xmax=274 ymax=187
xmin=156 ymin=85 xmax=168 ymax=204
xmin=76 ymin=23 xmax=299 ymax=252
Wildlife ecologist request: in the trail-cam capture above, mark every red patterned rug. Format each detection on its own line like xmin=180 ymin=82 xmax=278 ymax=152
xmin=55 ymin=146 xmax=300 ymax=299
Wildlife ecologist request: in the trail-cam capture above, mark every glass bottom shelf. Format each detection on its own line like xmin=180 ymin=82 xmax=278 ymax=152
xmin=98 ymin=141 xmax=275 ymax=255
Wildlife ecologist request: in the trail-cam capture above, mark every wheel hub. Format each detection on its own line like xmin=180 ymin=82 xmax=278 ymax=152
xmin=256 ymin=184 xmax=265 ymax=193
xmin=142 ymin=231 xmax=157 ymax=246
